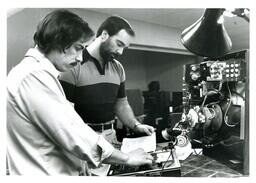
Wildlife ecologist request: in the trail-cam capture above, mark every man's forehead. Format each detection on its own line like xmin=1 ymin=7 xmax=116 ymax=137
xmin=115 ymin=29 xmax=131 ymax=37
xmin=113 ymin=29 xmax=133 ymax=45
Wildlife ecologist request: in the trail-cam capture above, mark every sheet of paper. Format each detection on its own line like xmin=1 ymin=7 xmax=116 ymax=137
xmin=154 ymin=151 xmax=173 ymax=163
xmin=175 ymin=141 xmax=193 ymax=160
xmin=121 ymin=132 xmax=156 ymax=153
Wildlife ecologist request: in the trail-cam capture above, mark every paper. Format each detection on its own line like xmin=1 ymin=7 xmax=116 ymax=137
xmin=90 ymin=164 xmax=111 ymax=176
xmin=175 ymin=141 xmax=193 ymax=160
xmin=154 ymin=151 xmax=173 ymax=163
xmin=121 ymin=132 xmax=156 ymax=153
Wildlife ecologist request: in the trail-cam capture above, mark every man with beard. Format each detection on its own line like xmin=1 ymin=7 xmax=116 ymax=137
xmin=59 ymin=16 xmax=155 ymax=175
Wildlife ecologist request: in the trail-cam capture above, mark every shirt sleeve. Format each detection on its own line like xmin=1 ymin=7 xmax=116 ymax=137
xmin=16 ymin=70 xmax=114 ymax=167
xmin=117 ymin=81 xmax=126 ymax=99
xmin=115 ymin=60 xmax=126 ymax=99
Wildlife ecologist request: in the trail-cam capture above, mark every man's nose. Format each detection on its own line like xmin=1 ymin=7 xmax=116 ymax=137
xmin=76 ymin=52 xmax=83 ymax=63
xmin=117 ymin=48 xmax=124 ymax=55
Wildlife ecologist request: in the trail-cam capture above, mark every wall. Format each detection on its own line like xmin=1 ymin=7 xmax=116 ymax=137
xmin=7 ymin=8 xmax=50 ymax=72
xmin=144 ymin=51 xmax=198 ymax=94
xmin=119 ymin=50 xmax=148 ymax=90
xmin=119 ymin=49 xmax=199 ymax=100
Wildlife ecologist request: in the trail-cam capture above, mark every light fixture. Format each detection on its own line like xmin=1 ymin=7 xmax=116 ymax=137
xmin=181 ymin=9 xmax=232 ymax=58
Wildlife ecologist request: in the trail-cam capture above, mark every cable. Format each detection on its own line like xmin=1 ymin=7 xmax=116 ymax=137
xmin=218 ymin=81 xmax=223 ymax=91
xmin=224 ymin=82 xmax=237 ymax=127
xmin=231 ymin=90 xmax=245 ymax=100
xmin=205 ymin=101 xmax=220 ymax=107
xmin=201 ymin=94 xmax=208 ymax=108
xmin=200 ymin=89 xmax=220 ymax=108
xmin=220 ymin=140 xmax=243 ymax=147
xmin=160 ymin=149 xmax=173 ymax=176
xmin=208 ymin=108 xmax=216 ymax=119
xmin=193 ymin=149 xmax=203 ymax=155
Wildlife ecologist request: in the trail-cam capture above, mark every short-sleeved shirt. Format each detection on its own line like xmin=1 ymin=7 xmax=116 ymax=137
xmin=7 ymin=47 xmax=114 ymax=175
xmin=59 ymin=49 xmax=127 ymax=124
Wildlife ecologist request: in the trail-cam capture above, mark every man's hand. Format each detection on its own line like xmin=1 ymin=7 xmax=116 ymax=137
xmin=126 ymin=148 xmax=153 ymax=166
xmin=134 ymin=124 xmax=155 ymax=136
xmin=103 ymin=148 xmax=153 ymax=166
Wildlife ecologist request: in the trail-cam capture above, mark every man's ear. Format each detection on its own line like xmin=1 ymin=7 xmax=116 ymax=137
xmin=101 ymin=30 xmax=109 ymax=41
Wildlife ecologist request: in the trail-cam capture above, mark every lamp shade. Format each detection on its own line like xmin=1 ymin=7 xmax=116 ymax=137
xmin=181 ymin=9 xmax=232 ymax=58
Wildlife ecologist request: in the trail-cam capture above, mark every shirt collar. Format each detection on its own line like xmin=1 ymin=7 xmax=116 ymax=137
xmin=82 ymin=48 xmax=115 ymax=64
xmin=82 ymin=48 xmax=98 ymax=64
xmin=25 ymin=46 xmax=60 ymax=78
xmin=82 ymin=48 xmax=107 ymax=75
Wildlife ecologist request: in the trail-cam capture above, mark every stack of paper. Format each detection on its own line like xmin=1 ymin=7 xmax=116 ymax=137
xmin=121 ymin=132 xmax=156 ymax=153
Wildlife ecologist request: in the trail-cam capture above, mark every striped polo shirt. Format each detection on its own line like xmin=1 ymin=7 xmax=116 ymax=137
xmin=59 ymin=49 xmax=126 ymax=124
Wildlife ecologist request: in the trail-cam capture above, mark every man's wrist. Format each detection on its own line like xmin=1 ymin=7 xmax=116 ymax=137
xmin=133 ymin=121 xmax=141 ymax=130
xmin=122 ymin=152 xmax=130 ymax=165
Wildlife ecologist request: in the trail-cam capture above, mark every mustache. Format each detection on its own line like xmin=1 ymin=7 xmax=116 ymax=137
xmin=70 ymin=62 xmax=78 ymax=66
xmin=110 ymin=53 xmax=120 ymax=59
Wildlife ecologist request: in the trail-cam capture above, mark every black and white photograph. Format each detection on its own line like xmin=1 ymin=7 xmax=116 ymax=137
xmin=2 ymin=0 xmax=255 ymax=182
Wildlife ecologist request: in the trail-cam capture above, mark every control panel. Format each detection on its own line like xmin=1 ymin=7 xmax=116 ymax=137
xmin=207 ymin=59 xmax=245 ymax=82
xmin=185 ymin=58 xmax=246 ymax=83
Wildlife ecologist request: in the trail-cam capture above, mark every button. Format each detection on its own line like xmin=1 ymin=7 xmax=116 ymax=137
xmin=191 ymin=66 xmax=197 ymax=71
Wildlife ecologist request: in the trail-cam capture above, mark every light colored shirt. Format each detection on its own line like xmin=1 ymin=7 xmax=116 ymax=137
xmin=6 ymin=47 xmax=114 ymax=175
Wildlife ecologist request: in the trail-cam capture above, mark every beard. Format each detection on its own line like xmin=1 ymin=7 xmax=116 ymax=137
xmin=99 ymin=41 xmax=119 ymax=63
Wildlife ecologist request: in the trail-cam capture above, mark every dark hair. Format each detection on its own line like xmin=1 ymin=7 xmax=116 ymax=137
xmin=96 ymin=15 xmax=135 ymax=37
xmin=33 ymin=9 xmax=94 ymax=54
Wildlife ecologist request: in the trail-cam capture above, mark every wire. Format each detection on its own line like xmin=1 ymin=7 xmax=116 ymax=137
xmin=160 ymin=149 xmax=173 ymax=176
xmin=200 ymin=88 xmax=221 ymax=108
xmin=223 ymin=82 xmax=236 ymax=127
xmin=201 ymin=94 xmax=208 ymax=108
xmin=193 ymin=149 xmax=203 ymax=155
xmin=208 ymin=108 xmax=216 ymax=119
xmin=231 ymin=90 xmax=245 ymax=100
xmin=218 ymin=81 xmax=223 ymax=91
xmin=205 ymin=101 xmax=220 ymax=107
xmin=220 ymin=140 xmax=243 ymax=147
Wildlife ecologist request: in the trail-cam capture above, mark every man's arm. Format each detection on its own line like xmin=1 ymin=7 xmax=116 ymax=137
xmin=18 ymin=70 xmax=152 ymax=168
xmin=17 ymin=71 xmax=115 ymax=167
xmin=114 ymin=98 xmax=155 ymax=135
